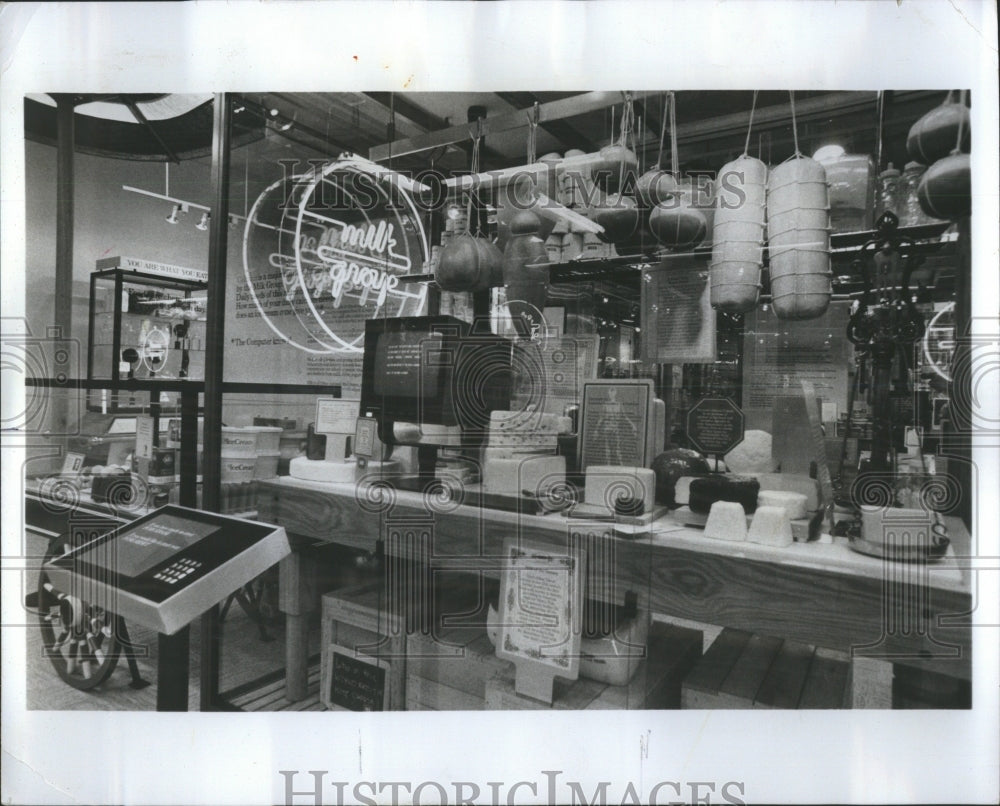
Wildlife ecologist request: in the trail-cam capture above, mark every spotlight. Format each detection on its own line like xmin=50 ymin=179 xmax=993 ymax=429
xmin=165 ymin=204 xmax=181 ymax=224
xmin=195 ymin=211 xmax=210 ymax=231
xmin=228 ymin=214 xmax=240 ymax=229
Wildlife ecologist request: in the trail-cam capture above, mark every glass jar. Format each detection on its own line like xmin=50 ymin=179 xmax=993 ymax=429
xmin=900 ymin=161 xmax=934 ymax=227
xmin=875 ymin=163 xmax=901 ymax=221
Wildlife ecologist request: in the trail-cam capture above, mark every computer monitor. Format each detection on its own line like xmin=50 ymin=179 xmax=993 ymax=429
xmin=360 ymin=315 xmax=512 ymax=453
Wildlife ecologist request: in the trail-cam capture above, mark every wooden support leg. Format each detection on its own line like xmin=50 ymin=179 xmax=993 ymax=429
xmin=157 ymin=627 xmax=191 ymax=712
xmin=279 ymin=550 xmax=318 ymax=701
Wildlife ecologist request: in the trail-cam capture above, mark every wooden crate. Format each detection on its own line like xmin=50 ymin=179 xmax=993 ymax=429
xmin=486 ymin=622 xmax=703 ymax=711
xmin=320 ymin=583 xmax=405 ymax=711
xmin=681 ymin=628 xmax=852 ymax=709
xmin=406 ymin=630 xmax=508 ymax=708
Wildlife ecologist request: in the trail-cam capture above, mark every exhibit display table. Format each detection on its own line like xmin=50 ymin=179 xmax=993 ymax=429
xmin=256 ymin=477 xmax=973 ymax=705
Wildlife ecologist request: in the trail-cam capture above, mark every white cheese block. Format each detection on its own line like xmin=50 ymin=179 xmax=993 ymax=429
xmin=703 ymin=501 xmax=748 ymax=542
xmin=488 ymin=432 xmax=559 ymax=450
xmin=483 ymin=446 xmax=556 ymax=462
xmin=747 ymin=505 xmax=794 ymax=547
xmin=756 ymin=473 xmax=821 ymax=511
xmin=289 ymin=456 xmax=357 ymax=483
xmin=482 ymin=455 xmax=565 ymax=496
xmin=584 ymin=466 xmax=655 ymax=513
xmin=673 ymin=476 xmax=704 ymax=507
xmin=489 ymin=410 xmax=572 ymax=434
xmin=757 ymin=490 xmax=809 ymax=520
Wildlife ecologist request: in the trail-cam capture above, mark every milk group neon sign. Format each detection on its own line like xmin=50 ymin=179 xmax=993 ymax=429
xmin=244 ymin=157 xmax=429 ymax=354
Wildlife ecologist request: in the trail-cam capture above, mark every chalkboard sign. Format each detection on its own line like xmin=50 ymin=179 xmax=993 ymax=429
xmin=322 ymin=644 xmax=389 ymax=712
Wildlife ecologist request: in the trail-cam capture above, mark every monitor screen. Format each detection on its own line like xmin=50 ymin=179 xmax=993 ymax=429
xmin=361 ymin=315 xmax=512 ymax=439
xmin=76 ymin=513 xmax=220 ymax=579
xmin=372 ymin=330 xmax=445 ymax=398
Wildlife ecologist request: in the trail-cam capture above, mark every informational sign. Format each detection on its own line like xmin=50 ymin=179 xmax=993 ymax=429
xmin=60 ymin=451 xmax=85 ymax=475
xmin=496 ymin=539 xmax=584 ymax=704
xmin=687 ymin=397 xmax=745 ymax=456
xmin=579 ymin=379 xmax=654 ymax=471
xmin=322 ymin=644 xmax=389 ymax=712
xmin=640 ymin=257 xmax=717 ymax=365
xmin=742 ymin=302 xmax=851 ymax=431
xmin=315 ymin=398 xmax=360 ymax=436
xmin=510 ymin=334 xmax=599 ymax=416
xmin=353 ymin=417 xmax=378 ymax=458
xmin=95 ymin=256 xmax=208 ymax=284
xmin=135 ymin=415 xmax=156 ymax=459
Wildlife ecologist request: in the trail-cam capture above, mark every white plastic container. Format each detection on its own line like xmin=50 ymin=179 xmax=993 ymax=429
xmin=254 ymin=426 xmax=283 ymax=454
xmin=253 ymin=453 xmax=280 ymax=480
xmin=221 ymin=426 xmax=257 ymax=458
xmin=221 ymin=458 xmax=256 ymax=483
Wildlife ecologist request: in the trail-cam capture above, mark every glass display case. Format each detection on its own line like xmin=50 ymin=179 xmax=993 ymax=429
xmin=87 ymin=268 xmax=207 ymax=411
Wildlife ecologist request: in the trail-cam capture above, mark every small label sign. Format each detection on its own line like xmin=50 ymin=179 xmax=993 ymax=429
xmin=687 ymin=397 xmax=745 ymax=456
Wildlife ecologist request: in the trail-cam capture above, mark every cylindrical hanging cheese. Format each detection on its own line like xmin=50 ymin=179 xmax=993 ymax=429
xmin=766 ymin=156 xmax=832 ymax=320
xmin=710 ymin=155 xmax=767 ymax=313
xmin=502 ymin=211 xmax=550 ymax=331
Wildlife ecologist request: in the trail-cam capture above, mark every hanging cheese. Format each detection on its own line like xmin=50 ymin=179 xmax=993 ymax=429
xmin=591 ymin=143 xmax=638 ymax=194
xmin=475 ymin=235 xmax=505 ymax=288
xmin=710 ymin=155 xmax=767 ymax=313
xmin=502 ymin=210 xmax=550 ymax=330
xmin=917 ymin=152 xmax=971 ymax=221
xmin=636 ymin=168 xmax=678 ymax=207
xmin=648 ymin=179 xmax=707 ymax=250
xmin=590 ymin=193 xmax=640 ymax=244
xmin=436 ymin=232 xmax=490 ymax=292
xmin=906 ymin=98 xmax=970 ymax=165
xmin=766 ymin=156 xmax=832 ymax=320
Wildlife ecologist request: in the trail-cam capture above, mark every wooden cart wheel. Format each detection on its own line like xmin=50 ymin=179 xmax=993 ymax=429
xmin=37 ymin=536 xmax=123 ymax=691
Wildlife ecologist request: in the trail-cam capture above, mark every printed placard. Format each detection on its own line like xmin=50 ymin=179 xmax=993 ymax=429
xmin=496 ymin=538 xmax=584 ymax=703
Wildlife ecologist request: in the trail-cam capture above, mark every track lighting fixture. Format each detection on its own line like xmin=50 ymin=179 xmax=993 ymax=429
xmin=165 ymin=203 xmax=183 ymax=224
xmin=195 ymin=211 xmax=210 ymax=231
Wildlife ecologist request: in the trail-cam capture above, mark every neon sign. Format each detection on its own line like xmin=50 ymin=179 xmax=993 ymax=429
xmin=244 ymin=157 xmax=428 ymax=354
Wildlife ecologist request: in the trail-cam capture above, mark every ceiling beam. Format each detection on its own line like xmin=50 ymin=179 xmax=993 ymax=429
xmin=364 ymin=92 xmax=507 ymax=166
xmin=370 ymin=91 xmax=645 ymax=162
xmin=493 ymin=91 xmax=600 ymax=154
xmin=125 ymin=101 xmax=181 ymax=164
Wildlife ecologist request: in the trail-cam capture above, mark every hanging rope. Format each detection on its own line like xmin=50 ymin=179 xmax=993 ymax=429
xmin=742 ymin=90 xmax=759 ymax=156
xmin=668 ymin=91 xmax=679 ymax=177
xmin=465 ymin=127 xmax=482 ymax=235
xmin=526 ymin=105 xmax=539 ymax=165
xmin=789 ymin=90 xmax=801 ymax=156
xmin=954 ymin=89 xmax=968 ymax=153
xmin=617 ymin=92 xmax=636 ymax=193
xmin=656 ymin=91 xmax=668 ymax=169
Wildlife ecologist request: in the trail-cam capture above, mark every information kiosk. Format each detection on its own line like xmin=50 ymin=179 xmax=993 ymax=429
xmin=43 ymin=505 xmax=290 ymax=710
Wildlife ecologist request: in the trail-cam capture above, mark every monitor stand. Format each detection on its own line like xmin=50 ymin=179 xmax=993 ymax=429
xmin=390 ymin=444 xmax=439 ymax=493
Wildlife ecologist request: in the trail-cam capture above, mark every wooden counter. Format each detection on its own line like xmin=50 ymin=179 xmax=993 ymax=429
xmin=257 ymin=477 xmax=973 ymax=703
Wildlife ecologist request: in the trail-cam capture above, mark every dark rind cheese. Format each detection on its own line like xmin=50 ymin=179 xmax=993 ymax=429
xmin=688 ymin=475 xmax=760 ymax=515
